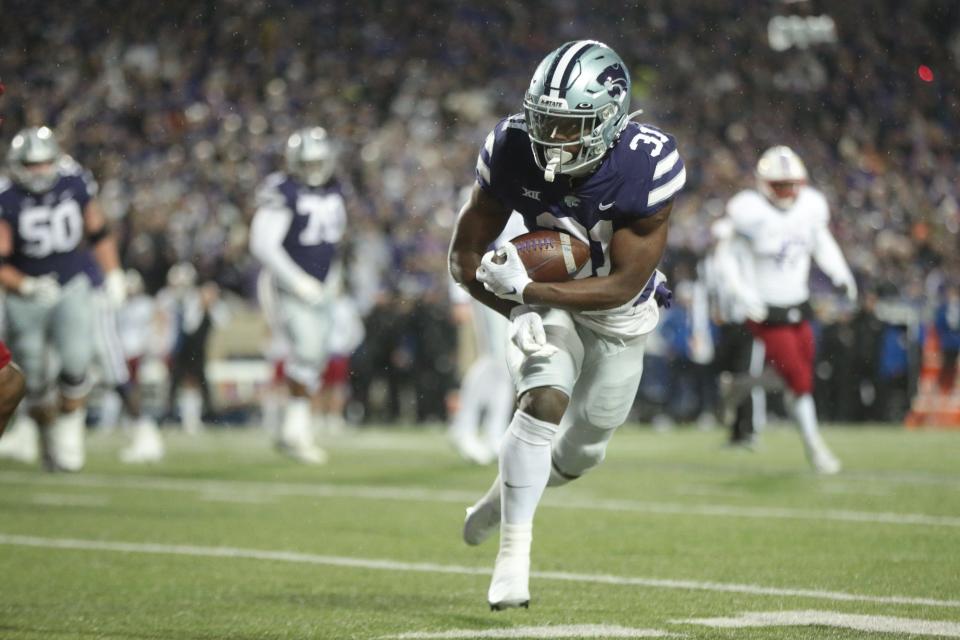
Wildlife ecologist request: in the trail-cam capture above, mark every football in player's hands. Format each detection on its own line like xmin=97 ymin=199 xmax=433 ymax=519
xmin=494 ymin=230 xmax=590 ymax=283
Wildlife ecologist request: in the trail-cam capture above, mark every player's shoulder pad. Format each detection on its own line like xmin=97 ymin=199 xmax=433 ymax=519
xmin=58 ymin=156 xmax=99 ymax=197
xmin=725 ymin=189 xmax=767 ymax=234
xmin=609 ymin=122 xmax=685 ymax=219
xmin=255 ymin=172 xmax=295 ymax=211
xmin=476 ymin=113 xmax=527 ymax=187
xmin=799 ymin=185 xmax=830 ymax=224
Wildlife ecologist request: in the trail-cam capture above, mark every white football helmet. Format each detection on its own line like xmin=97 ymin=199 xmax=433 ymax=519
xmin=286 ymin=127 xmax=337 ymax=187
xmin=7 ymin=126 xmax=62 ymax=193
xmin=756 ymin=145 xmax=808 ymax=209
xmin=524 ymin=40 xmax=635 ymax=182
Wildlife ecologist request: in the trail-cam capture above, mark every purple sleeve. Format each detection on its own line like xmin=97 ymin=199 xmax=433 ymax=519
xmin=612 ymin=124 xmax=686 ymax=226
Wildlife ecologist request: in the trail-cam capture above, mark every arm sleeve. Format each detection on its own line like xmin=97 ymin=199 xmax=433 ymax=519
xmin=249 ymin=206 xmax=319 ymax=292
xmin=475 ymin=116 xmax=525 ymax=207
xmin=813 ymin=222 xmax=855 ymax=290
xmin=712 ymin=230 xmax=757 ymax=303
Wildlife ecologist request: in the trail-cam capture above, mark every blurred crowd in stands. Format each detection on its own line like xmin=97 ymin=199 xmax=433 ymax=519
xmin=1 ymin=0 xmax=957 ymax=424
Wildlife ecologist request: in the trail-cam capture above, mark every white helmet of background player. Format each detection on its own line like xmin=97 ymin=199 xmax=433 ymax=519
xmin=7 ymin=126 xmax=62 ymax=193
xmin=285 ymin=127 xmax=337 ymax=187
xmin=756 ymin=145 xmax=808 ymax=209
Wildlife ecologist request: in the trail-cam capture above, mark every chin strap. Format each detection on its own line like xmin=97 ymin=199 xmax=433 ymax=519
xmin=543 ymin=148 xmax=575 ymax=183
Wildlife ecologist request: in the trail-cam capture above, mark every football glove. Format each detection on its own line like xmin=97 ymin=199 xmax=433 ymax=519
xmin=104 ymin=269 xmax=127 ymax=308
xmin=509 ymin=305 xmax=557 ymax=358
xmin=477 ymin=243 xmax=531 ymax=304
xmin=19 ymin=275 xmax=61 ymax=305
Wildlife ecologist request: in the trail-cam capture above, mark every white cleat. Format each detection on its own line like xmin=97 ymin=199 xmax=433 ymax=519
xmin=43 ymin=411 xmax=86 ymax=472
xmin=810 ymin=447 xmax=842 ymax=475
xmin=463 ymin=492 xmax=501 ymax=546
xmin=488 ymin=550 xmax=531 ymax=610
xmin=276 ymin=440 xmax=329 ymax=465
xmin=120 ymin=419 xmax=165 ymax=464
xmin=0 ymin=417 xmax=39 ymax=463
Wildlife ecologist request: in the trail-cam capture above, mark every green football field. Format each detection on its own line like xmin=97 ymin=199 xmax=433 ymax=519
xmin=1 ymin=424 xmax=958 ymax=639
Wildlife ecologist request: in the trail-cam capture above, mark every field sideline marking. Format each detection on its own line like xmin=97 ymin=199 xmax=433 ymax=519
xmin=678 ymin=610 xmax=960 ymax=637
xmin=2 ymin=471 xmax=959 ymax=529
xmin=381 ymin=625 xmax=679 ymax=638
xmin=1 ymin=533 xmax=958 ymax=609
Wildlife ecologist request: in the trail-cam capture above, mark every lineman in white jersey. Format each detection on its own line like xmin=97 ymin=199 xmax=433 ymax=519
xmin=713 ymin=145 xmax=856 ymax=473
xmin=250 ymin=127 xmax=347 ymax=464
xmin=449 ymin=41 xmax=684 ymax=608
xmin=448 ymin=211 xmax=527 ymax=465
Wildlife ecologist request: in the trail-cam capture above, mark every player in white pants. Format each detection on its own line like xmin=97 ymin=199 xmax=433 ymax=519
xmin=448 ymin=212 xmax=526 ymax=465
xmin=449 ymin=41 xmax=685 ymax=608
xmin=89 ymin=264 xmax=164 ymax=463
xmin=250 ymin=127 xmax=347 ymax=464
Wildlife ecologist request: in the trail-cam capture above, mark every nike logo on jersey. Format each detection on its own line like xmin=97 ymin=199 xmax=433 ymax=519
xmin=598 ymin=201 xmax=615 ymax=211
xmin=503 ymin=481 xmax=531 ymax=489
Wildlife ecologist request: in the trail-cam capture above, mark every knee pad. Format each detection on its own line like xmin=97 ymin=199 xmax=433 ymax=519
xmin=551 ymin=421 xmax=615 ymax=480
xmin=59 ymin=370 xmax=91 ymax=400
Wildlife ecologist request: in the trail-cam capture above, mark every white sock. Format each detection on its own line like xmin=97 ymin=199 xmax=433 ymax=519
xmin=792 ymin=394 xmax=823 ymax=447
xmin=178 ymin=389 xmax=203 ymax=433
xmin=500 ymin=410 xmax=557 ymax=525
xmin=261 ymin=391 xmax=283 ymax=436
xmin=98 ymin=391 xmax=122 ymax=432
xmin=281 ymin=397 xmax=313 ymax=447
xmin=499 ymin=522 xmax=532 ymax=559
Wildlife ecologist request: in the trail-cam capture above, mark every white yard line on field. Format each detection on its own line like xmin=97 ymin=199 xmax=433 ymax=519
xmin=0 ymin=533 xmax=958 ymax=609
xmin=1 ymin=471 xmax=958 ymax=529
xmin=381 ymin=625 xmax=679 ymax=639
xmin=30 ymin=493 xmax=109 ymax=507
xmin=678 ymin=610 xmax=960 ymax=637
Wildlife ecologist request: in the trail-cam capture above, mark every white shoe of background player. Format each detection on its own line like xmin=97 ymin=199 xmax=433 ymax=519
xmin=0 ymin=415 xmax=39 ymax=463
xmin=43 ymin=409 xmax=86 ymax=472
xmin=120 ymin=417 xmax=165 ymax=464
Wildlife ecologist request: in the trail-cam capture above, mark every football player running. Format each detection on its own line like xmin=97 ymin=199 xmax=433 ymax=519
xmin=448 ymin=40 xmax=685 ymax=609
xmin=84 ymin=253 xmax=165 ymax=463
xmin=0 ymin=126 xmax=126 ymax=471
xmin=250 ymin=127 xmax=347 ymax=465
xmin=712 ymin=145 xmax=856 ymax=474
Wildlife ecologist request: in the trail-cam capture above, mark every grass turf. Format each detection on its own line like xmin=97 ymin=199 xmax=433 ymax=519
xmin=0 ymin=423 xmax=958 ymax=639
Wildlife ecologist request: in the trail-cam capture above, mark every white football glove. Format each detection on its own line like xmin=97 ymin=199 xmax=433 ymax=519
xmin=104 ymin=269 xmax=127 ymax=308
xmin=838 ymin=277 xmax=858 ymax=303
xmin=476 ymin=243 xmax=531 ymax=304
xmin=291 ymin=275 xmax=327 ymax=306
xmin=19 ymin=275 xmax=61 ymax=305
xmin=738 ymin=290 xmax=768 ymax=323
xmin=509 ymin=305 xmax=558 ymax=358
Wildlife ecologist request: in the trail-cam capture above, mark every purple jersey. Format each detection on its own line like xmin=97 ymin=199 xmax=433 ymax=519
xmin=254 ymin=172 xmax=346 ymax=282
xmin=0 ymin=159 xmax=98 ymax=284
xmin=476 ymin=116 xmax=685 ymax=286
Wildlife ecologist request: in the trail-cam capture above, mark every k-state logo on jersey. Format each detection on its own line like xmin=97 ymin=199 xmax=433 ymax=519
xmin=596 ymin=63 xmax=628 ymax=98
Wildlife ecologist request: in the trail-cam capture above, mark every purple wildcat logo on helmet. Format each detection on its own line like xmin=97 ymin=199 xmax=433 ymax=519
xmin=596 ymin=63 xmax=628 ymax=98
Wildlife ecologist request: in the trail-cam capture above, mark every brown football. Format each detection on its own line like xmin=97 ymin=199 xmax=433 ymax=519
xmin=502 ymin=230 xmax=590 ymax=282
